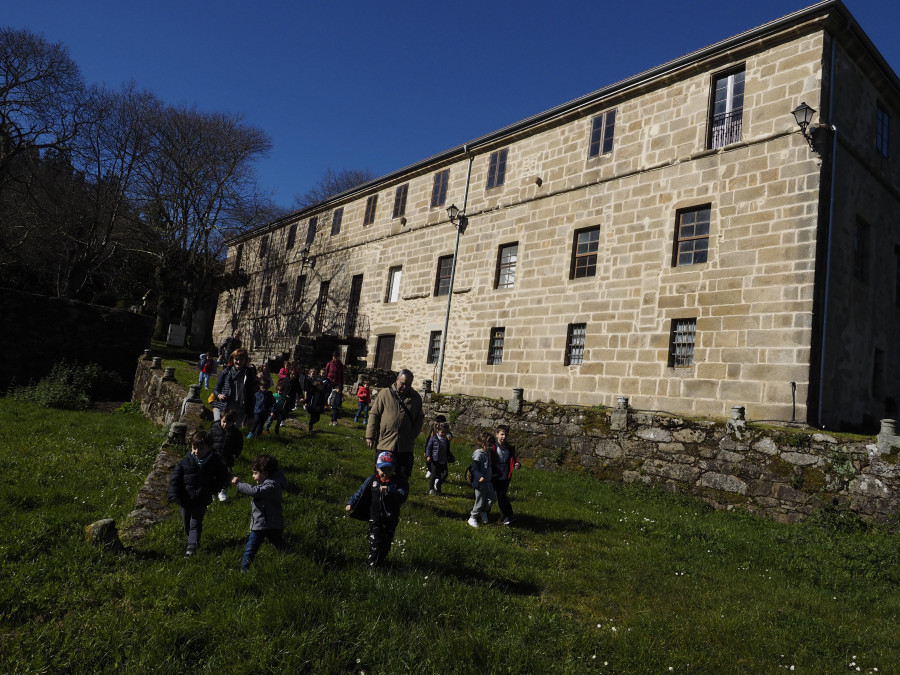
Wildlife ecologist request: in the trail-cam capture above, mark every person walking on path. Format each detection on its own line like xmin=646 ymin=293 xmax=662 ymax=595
xmin=325 ymin=351 xmax=345 ymax=426
xmin=366 ymin=369 xmax=424 ymax=479
xmin=213 ymin=348 xmax=255 ymax=425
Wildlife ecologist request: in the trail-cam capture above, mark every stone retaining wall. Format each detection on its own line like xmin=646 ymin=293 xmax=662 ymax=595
xmin=425 ymin=393 xmax=900 ymax=525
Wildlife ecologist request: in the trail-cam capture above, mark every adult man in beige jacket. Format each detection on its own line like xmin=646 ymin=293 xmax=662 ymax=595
xmin=366 ymin=369 xmax=425 ymax=478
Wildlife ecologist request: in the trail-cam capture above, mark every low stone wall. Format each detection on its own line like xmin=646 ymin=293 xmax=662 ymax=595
xmin=0 ymin=288 xmax=153 ymax=393
xmin=425 ymin=393 xmax=900 ymax=525
xmin=119 ymin=356 xmax=212 ymax=544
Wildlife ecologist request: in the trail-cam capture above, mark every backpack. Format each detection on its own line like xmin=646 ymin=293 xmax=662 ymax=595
xmin=197 ymin=357 xmax=206 ymax=371
xmin=464 ymin=464 xmax=474 ymax=485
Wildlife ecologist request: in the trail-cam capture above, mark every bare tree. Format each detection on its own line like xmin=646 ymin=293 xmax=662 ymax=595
xmin=135 ymin=104 xmax=273 ymax=343
xmin=0 ymin=27 xmax=86 ymax=263
xmin=292 ymin=167 xmax=376 ymax=210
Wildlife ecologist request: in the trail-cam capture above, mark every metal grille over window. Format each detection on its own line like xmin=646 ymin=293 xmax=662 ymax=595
xmin=670 ymin=319 xmax=697 ymax=367
xmin=488 ymin=327 xmax=505 ymax=365
xmin=709 ymin=69 xmax=744 ymax=149
xmin=427 ymin=331 xmax=442 ymax=364
xmin=565 ymin=323 xmax=586 ymax=365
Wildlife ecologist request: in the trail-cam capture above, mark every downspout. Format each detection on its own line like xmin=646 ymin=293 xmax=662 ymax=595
xmin=435 ymin=147 xmax=474 ymax=394
xmin=816 ymin=35 xmax=839 ymax=428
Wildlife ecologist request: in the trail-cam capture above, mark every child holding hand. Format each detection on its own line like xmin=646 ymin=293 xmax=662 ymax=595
xmin=467 ymin=430 xmax=495 ymax=528
xmin=232 ymin=454 xmax=288 ymax=571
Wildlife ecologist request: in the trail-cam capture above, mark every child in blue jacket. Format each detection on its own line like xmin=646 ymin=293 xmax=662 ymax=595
xmin=248 ymin=380 xmax=275 ymax=439
xmin=345 ymin=451 xmax=409 ymax=568
xmin=467 ymin=430 xmax=495 ymax=528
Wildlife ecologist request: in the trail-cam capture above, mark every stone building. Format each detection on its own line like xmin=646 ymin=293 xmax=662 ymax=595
xmin=214 ymin=0 xmax=900 ymax=431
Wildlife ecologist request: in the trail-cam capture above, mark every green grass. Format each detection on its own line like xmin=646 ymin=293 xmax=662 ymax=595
xmin=1 ymin=396 xmax=898 ymax=674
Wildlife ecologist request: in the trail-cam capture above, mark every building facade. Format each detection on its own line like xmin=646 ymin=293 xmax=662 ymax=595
xmin=214 ymin=0 xmax=900 ymax=431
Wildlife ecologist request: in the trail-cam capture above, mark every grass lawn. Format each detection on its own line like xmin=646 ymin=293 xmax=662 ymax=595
xmin=0 ymin=396 xmax=898 ymax=674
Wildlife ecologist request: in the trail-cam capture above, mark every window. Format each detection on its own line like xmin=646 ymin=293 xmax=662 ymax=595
xmin=434 ymin=255 xmax=454 ymax=296
xmin=385 ymin=266 xmax=402 ymax=303
xmin=588 ymin=109 xmax=616 ymax=157
xmin=363 ymin=195 xmax=378 ymax=226
xmin=674 ymin=205 xmax=711 ymax=266
xmin=346 ymin=274 xmax=363 ymax=336
xmin=261 ymin=285 xmax=272 ymax=308
xmin=234 ymin=243 xmax=244 ymax=271
xmin=426 ymin=330 xmax=442 ymax=364
xmin=331 ymin=207 xmax=343 ymax=236
xmin=570 ymin=226 xmax=601 ymax=279
xmin=293 ymin=275 xmax=306 ymax=303
xmin=286 ymin=224 xmax=297 ymax=250
xmin=495 ymin=242 xmax=518 ymax=289
xmin=313 ymin=281 xmax=329 ymax=334
xmin=876 ymin=103 xmax=890 ymax=158
xmin=305 ymin=217 xmax=317 ymax=245
xmin=487 ymin=327 xmax=505 ymax=365
xmin=854 ymin=219 xmax=870 ymax=283
xmin=276 ymin=282 xmax=287 ymax=305
xmin=259 ymin=235 xmax=268 ymax=260
xmin=393 ymin=183 xmax=408 ymax=218
xmin=239 ymin=291 xmax=249 ymax=311
xmin=564 ymin=323 xmax=586 ymax=366
xmin=486 ymin=148 xmax=508 ymax=189
xmin=668 ymin=318 xmax=697 ymax=368
xmin=375 ymin=334 xmax=395 ymax=370
xmin=708 ymin=67 xmax=744 ymax=149
xmin=431 ymin=169 xmax=449 ymax=207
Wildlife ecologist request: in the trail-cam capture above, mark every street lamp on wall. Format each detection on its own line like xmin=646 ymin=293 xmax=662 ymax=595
xmin=446 ymin=203 xmax=467 ymax=232
xmin=792 ymin=101 xmax=817 ymax=149
xmin=435 ymin=204 xmax=468 ymax=393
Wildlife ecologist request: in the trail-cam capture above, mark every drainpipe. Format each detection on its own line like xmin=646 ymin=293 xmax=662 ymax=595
xmin=435 ymin=147 xmax=474 ymax=394
xmin=816 ymin=35 xmax=839 ymax=429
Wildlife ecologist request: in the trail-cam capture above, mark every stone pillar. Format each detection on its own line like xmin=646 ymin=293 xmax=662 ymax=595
xmin=186 ymin=384 xmax=203 ymax=403
xmin=168 ymin=422 xmax=187 ymax=444
xmin=877 ymin=419 xmax=899 ymax=455
xmin=422 ymin=380 xmax=432 ymax=399
xmin=726 ymin=405 xmax=747 ymax=439
xmin=508 ymin=387 xmax=524 ymax=415
xmin=143 ymin=349 xmax=153 ymax=360
xmin=611 ymin=396 xmax=629 ymax=431
xmin=163 ymin=367 xmax=176 ymax=381
xmin=151 ymin=357 xmax=162 ymax=369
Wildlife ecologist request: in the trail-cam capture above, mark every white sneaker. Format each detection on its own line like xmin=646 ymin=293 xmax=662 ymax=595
xmin=480 ymin=512 xmax=489 ymax=524
xmin=467 ymin=517 xmax=480 ymax=528
xmin=425 ymin=471 xmax=432 ymax=478
xmin=217 ymin=489 xmax=227 ymax=502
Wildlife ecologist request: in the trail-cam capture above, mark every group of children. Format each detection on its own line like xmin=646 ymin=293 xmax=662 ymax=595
xmin=168 ymin=397 xmax=521 ymax=570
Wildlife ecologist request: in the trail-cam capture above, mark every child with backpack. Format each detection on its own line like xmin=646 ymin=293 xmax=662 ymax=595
xmin=345 ymin=451 xmax=409 ymax=568
xmin=265 ymin=379 xmax=289 ymax=434
xmin=491 ymin=424 xmax=521 ymax=525
xmin=198 ymin=353 xmax=216 ymax=389
xmin=467 ymin=430 xmax=495 ymax=528
xmin=424 ymin=421 xmax=452 ymax=495
xmin=248 ymin=380 xmax=275 ymax=439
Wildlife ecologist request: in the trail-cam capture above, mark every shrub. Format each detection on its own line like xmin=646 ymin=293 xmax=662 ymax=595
xmin=8 ymin=360 xmax=128 ymax=409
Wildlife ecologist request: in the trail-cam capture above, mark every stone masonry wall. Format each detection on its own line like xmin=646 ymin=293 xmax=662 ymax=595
xmin=425 ymin=392 xmax=900 ymax=525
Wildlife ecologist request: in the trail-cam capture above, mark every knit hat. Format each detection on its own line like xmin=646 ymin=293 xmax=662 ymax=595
xmin=376 ymin=451 xmax=395 ymax=470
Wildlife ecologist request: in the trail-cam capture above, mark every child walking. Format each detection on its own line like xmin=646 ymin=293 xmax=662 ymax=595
xmin=210 ymin=410 xmax=244 ymax=502
xmin=345 ymin=451 xmax=409 ymax=568
xmin=354 ymin=380 xmax=371 ymax=424
xmin=167 ymin=431 xmax=228 ymax=556
xmin=265 ymin=380 xmax=289 ymax=434
xmin=232 ymin=454 xmax=288 ymax=571
xmin=467 ymin=430 xmax=495 ymax=528
xmin=491 ymin=424 xmax=521 ymax=525
xmin=248 ymin=380 xmax=275 ymax=439
xmin=424 ymin=421 xmax=451 ymax=495
xmin=197 ymin=353 xmax=216 ymax=389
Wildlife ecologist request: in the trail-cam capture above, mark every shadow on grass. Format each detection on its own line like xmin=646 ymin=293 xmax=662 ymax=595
xmin=424 ymin=504 xmax=605 ymax=534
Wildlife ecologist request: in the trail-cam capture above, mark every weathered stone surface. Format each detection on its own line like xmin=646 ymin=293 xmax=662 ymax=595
xmin=594 ymin=440 xmax=624 ymax=458
xmin=811 ymin=433 xmax=837 ymax=444
xmin=752 ymin=438 xmax=779 ymax=455
xmin=636 ymin=427 xmax=672 ymax=442
xmin=699 ymin=472 xmax=748 ymax=495
xmin=673 ymin=428 xmax=707 ymax=443
xmin=85 ymin=518 xmax=122 ymax=549
xmin=781 ymin=451 xmax=819 ymax=467
xmin=848 ymin=476 xmax=890 ymax=497
xmin=718 ymin=450 xmax=746 ymax=463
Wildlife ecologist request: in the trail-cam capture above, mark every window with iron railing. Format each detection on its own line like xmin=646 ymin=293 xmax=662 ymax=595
xmin=708 ymin=68 xmax=744 ymax=149
xmin=668 ymin=318 xmax=697 ymax=368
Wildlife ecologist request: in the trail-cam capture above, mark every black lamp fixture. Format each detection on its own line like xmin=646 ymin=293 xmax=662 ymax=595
xmin=791 ymin=102 xmax=817 ymax=149
xmin=300 ymin=246 xmax=316 ymax=268
xmin=446 ymin=203 xmax=467 ymax=231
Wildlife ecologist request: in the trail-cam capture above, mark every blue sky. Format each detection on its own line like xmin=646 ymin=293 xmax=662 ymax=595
xmin=6 ymin=0 xmax=899 ymax=210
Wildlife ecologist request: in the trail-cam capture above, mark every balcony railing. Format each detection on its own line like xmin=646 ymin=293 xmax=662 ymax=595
xmin=709 ymin=109 xmax=743 ymax=149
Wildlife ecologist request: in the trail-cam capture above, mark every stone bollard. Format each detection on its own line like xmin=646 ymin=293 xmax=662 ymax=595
xmin=877 ymin=419 xmax=899 ymax=456
xmin=143 ymin=349 xmax=153 ymax=360
xmin=163 ymin=366 xmax=176 ymax=381
xmin=422 ymin=380 xmax=432 ymax=396
xmin=186 ymin=384 xmax=203 ymax=403
xmin=508 ymin=387 xmax=524 ymax=415
xmin=151 ymin=357 xmax=162 ymax=369
xmin=85 ymin=518 xmax=123 ymax=549
xmin=168 ymin=422 xmax=188 ymax=444
xmin=726 ymin=405 xmax=748 ymax=439
xmin=611 ymin=396 xmax=630 ymax=431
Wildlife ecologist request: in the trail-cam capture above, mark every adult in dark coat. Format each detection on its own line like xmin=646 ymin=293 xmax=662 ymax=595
xmin=213 ymin=348 xmax=255 ymax=426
